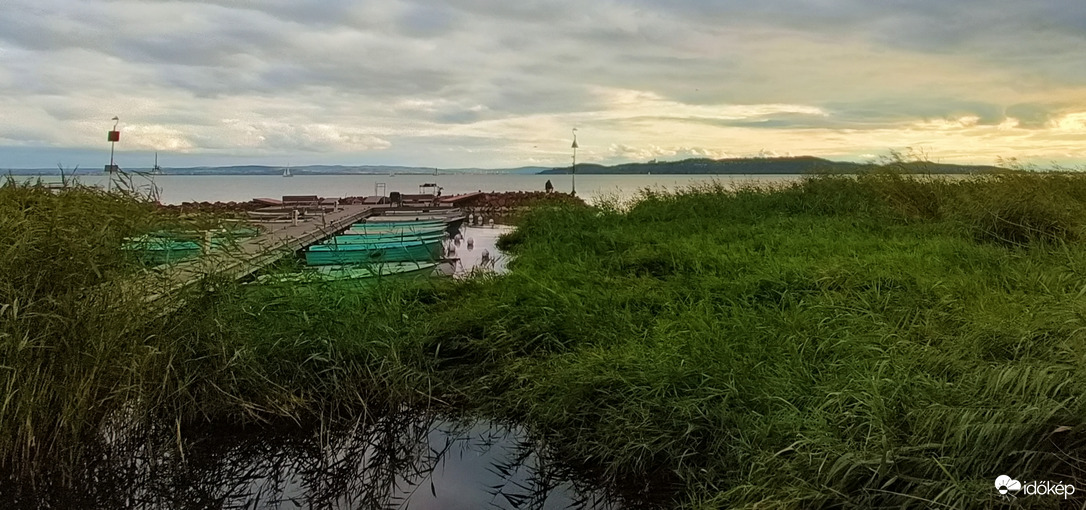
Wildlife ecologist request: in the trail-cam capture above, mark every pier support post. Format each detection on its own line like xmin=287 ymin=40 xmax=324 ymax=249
xmin=292 ymin=209 xmax=299 ymax=226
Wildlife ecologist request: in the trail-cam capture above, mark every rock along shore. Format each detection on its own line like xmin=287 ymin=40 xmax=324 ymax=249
xmin=157 ymin=191 xmax=586 ymax=222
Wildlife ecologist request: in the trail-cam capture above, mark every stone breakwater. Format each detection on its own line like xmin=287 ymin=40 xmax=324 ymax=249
xmin=157 ymin=200 xmax=265 ymax=216
xmin=449 ymin=191 xmax=585 ymax=223
xmin=155 ymin=191 xmax=585 ymax=221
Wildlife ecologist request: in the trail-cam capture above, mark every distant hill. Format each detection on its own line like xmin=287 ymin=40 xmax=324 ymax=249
xmin=447 ymin=166 xmax=551 ymax=175
xmin=539 ymin=156 xmax=1006 ymax=175
xmin=162 ymin=165 xmax=445 ymax=176
xmin=1 ymin=164 xmax=446 ymax=176
xmin=2 ymin=158 xmax=1005 ymax=176
xmin=1 ymin=164 xmax=560 ymax=176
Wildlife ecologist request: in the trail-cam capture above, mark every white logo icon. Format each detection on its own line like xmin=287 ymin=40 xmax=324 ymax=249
xmin=996 ymin=475 xmax=1022 ymax=496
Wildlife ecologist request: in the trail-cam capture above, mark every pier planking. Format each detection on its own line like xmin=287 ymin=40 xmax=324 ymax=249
xmin=140 ymin=203 xmax=378 ymax=302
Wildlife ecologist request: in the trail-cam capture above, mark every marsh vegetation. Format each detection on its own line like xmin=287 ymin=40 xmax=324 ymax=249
xmin=3 ymin=171 xmax=1086 ymax=507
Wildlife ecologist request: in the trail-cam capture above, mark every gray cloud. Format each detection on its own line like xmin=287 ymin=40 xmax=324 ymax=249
xmin=3 ymin=0 xmax=1086 ymax=167
xmin=1004 ymin=103 xmax=1061 ymax=129
xmin=396 ymin=3 xmax=459 ymax=38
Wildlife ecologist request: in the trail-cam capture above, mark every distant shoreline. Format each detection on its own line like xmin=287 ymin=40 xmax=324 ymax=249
xmin=2 ymin=156 xmax=1005 ymax=176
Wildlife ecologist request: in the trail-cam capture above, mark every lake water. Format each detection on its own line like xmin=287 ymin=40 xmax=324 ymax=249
xmin=20 ymin=173 xmax=805 ymax=205
xmin=1 ymin=412 xmax=623 ymax=509
xmin=449 ymin=225 xmax=512 ymax=276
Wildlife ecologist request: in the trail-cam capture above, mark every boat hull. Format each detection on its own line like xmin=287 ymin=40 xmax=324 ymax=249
xmin=131 ymin=247 xmax=201 ymax=265
xmin=365 ymin=215 xmax=460 ymax=223
xmin=352 ymin=218 xmax=445 ymax=227
xmin=304 ymin=238 xmax=443 ymax=266
xmin=349 ymin=218 xmax=460 ymax=235
xmin=122 ymin=236 xmax=211 ymax=264
xmin=362 ymin=215 xmax=466 ymax=234
xmin=259 ymin=261 xmax=442 ymax=284
xmin=329 ymin=231 xmax=446 ymax=245
xmin=344 ymin=224 xmax=447 ymax=237
xmin=378 ymin=208 xmax=463 ymax=217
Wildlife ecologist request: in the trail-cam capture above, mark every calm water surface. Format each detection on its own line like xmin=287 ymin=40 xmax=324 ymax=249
xmin=22 ymin=173 xmax=804 ymax=205
xmin=449 ymin=225 xmax=512 ymax=276
xmin=1 ymin=412 xmax=622 ymax=509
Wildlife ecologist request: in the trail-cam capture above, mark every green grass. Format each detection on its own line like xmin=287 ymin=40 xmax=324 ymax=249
xmin=420 ymin=171 xmax=1086 ymax=507
xmin=0 ymin=179 xmax=281 ymax=471
xmin=484 ymin=172 xmax=1086 ymax=505
xmin=4 ymin=172 xmax=1086 ymax=507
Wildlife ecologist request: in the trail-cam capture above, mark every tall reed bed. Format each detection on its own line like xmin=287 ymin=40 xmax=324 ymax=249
xmin=449 ymin=171 xmax=1086 ymax=507
xmin=0 ymin=181 xmax=429 ymax=477
xmin=0 ymin=181 xmax=165 ymax=471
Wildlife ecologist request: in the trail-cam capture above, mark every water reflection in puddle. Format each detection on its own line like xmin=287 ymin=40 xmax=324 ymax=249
xmin=2 ymin=412 xmax=620 ymax=509
xmin=447 ymin=225 xmax=512 ymax=276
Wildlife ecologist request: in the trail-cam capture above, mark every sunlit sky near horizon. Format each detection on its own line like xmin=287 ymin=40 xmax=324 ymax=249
xmin=3 ymin=0 xmax=1086 ymax=169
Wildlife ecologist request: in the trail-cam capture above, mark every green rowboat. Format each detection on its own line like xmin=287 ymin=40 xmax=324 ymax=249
xmin=327 ymin=231 xmax=446 ymax=245
xmin=123 ymin=226 xmax=259 ymax=265
xmin=344 ymin=223 xmax=447 ymax=236
xmin=354 ymin=218 xmax=445 ymax=226
xmin=257 ymin=261 xmax=443 ymax=284
xmin=122 ymin=235 xmax=220 ymax=265
xmin=305 ymin=237 xmax=443 ymax=266
xmin=360 ymin=215 xmax=466 ymax=234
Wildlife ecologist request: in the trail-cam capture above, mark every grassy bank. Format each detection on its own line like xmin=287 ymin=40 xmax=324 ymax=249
xmin=4 ymin=173 xmax=1086 ymax=507
xmin=484 ymin=173 xmax=1086 ymax=507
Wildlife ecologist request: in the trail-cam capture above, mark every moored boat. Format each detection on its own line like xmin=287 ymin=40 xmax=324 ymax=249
xmin=352 ymin=218 xmax=446 ymax=227
xmin=304 ymin=237 xmax=443 ymax=266
xmin=363 ymin=214 xmax=467 ymax=234
xmin=346 ymin=221 xmax=455 ymax=237
xmin=346 ymin=222 xmax=447 ymax=235
xmin=378 ymin=208 xmax=463 ymax=217
xmin=122 ymin=235 xmax=215 ymax=264
xmin=343 ymin=230 xmax=446 ymax=240
xmin=257 ymin=260 xmax=446 ymax=284
xmin=328 ymin=231 xmax=446 ymax=245
xmin=365 ymin=215 xmax=459 ymax=223
xmin=122 ymin=226 xmax=257 ymax=265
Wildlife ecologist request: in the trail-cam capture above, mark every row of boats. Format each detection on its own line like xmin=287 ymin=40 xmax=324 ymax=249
xmin=271 ymin=208 xmax=467 ymax=284
xmin=122 ymin=207 xmax=469 ymax=285
xmin=293 ymin=208 xmax=468 ymax=283
xmin=122 ymin=226 xmax=261 ymax=265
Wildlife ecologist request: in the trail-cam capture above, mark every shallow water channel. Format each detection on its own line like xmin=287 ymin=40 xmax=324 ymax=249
xmin=448 ymin=225 xmax=513 ymax=276
xmin=2 ymin=412 xmax=622 ymax=509
xmin=2 ymin=226 xmax=638 ymax=509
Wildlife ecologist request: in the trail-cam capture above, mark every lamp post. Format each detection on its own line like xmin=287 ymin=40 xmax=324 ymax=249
xmin=106 ymin=116 xmax=120 ymax=191
xmin=571 ymin=128 xmax=578 ymax=195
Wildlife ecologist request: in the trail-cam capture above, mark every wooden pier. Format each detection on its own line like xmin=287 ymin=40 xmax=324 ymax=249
xmin=141 ymin=203 xmax=377 ymax=302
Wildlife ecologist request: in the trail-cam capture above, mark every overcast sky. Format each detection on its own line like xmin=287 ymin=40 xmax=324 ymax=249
xmin=3 ymin=0 xmax=1086 ymax=169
